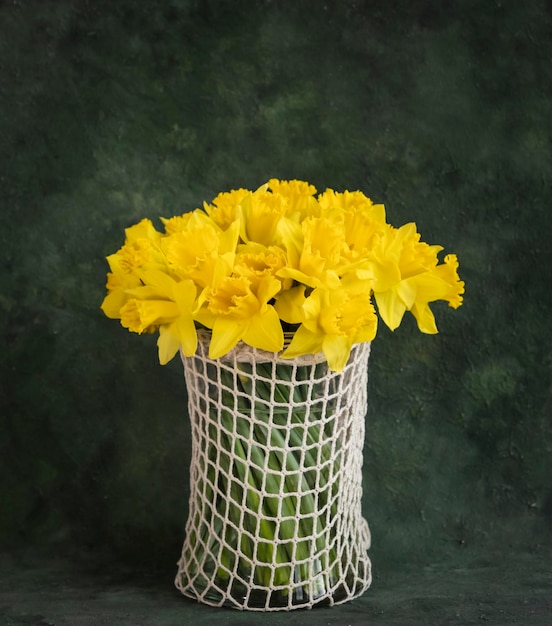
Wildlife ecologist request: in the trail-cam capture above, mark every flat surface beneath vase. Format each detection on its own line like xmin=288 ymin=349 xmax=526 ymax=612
xmin=1 ymin=547 xmax=550 ymax=625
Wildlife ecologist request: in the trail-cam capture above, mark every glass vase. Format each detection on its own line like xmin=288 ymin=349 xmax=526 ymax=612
xmin=174 ymin=336 xmax=372 ymax=611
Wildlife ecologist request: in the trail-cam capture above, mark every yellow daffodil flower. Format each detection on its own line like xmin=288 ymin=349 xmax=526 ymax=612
xmin=238 ymin=185 xmax=287 ymax=245
xmin=196 ymin=274 xmax=284 ymax=358
xmin=318 ymin=191 xmax=389 ymax=266
xmin=234 ymin=241 xmax=291 ymax=290
xmin=108 ymin=218 xmax=166 ymax=277
xmin=203 ymin=188 xmax=251 ymax=230
xmin=277 ymin=216 xmax=347 ymax=289
xmin=100 ymin=218 xmax=167 ymax=319
xmin=267 ymin=178 xmax=320 ymax=222
xmin=367 ymin=223 xmax=464 ymax=332
xmin=161 ymin=212 xmax=239 ymax=289
xmin=279 ymin=283 xmax=378 ymax=371
xmin=120 ymin=269 xmax=198 ymax=364
xmin=100 ymin=268 xmax=142 ymax=320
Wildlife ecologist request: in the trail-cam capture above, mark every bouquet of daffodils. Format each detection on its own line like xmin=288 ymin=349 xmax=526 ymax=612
xmin=101 ymin=179 xmax=464 ymax=370
xmin=101 ymin=179 xmax=464 ymax=607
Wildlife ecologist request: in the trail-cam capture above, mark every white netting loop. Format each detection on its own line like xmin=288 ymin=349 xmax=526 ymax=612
xmin=175 ymin=337 xmax=372 ymax=611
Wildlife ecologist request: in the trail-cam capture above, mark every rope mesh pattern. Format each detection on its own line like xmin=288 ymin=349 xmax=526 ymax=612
xmin=175 ymin=338 xmax=372 ymax=611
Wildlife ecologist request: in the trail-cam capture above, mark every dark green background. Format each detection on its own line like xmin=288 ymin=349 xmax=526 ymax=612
xmin=1 ymin=1 xmax=551 ymax=624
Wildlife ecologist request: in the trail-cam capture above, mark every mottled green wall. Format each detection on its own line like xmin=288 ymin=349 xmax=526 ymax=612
xmin=2 ymin=0 xmax=551 ymax=571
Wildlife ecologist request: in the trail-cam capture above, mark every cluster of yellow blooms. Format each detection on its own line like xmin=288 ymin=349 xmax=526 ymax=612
xmin=101 ymin=179 xmax=464 ymax=371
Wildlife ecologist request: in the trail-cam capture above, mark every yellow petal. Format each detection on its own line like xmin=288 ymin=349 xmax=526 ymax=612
xmin=100 ymin=290 xmax=127 ymax=319
xmin=273 ymin=285 xmax=307 ymax=324
xmin=242 ymin=307 xmax=284 ymax=353
xmin=354 ymin=319 xmax=378 ymax=343
xmin=173 ymin=279 xmax=198 ymax=314
xmin=404 ymin=273 xmax=450 ymax=305
xmin=322 ymin=334 xmax=353 ymax=372
xmin=157 ymin=325 xmax=181 ymax=365
xmin=193 ymin=303 xmax=216 ymax=329
xmin=410 ymin=302 xmax=438 ymax=334
xmin=374 ymin=289 xmax=407 ymax=331
xmin=256 ymin=275 xmax=282 ymax=306
xmin=124 ymin=218 xmax=161 ymax=243
xmin=209 ymin=317 xmax=248 ymax=359
xmin=174 ymin=315 xmax=198 ymax=356
xmin=275 ymin=217 xmax=303 ymax=268
xmin=281 ymin=325 xmax=324 ymax=359
xmin=277 ymin=266 xmax=321 ymax=289
xmin=395 ymin=278 xmax=418 ymax=309
xmin=369 ymin=259 xmax=402 ymax=292
xmin=138 ymin=269 xmax=177 ymax=298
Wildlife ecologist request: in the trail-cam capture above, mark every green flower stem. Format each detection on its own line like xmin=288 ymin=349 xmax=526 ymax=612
xmin=219 ymin=410 xmax=278 ymax=587
xmin=209 ymin=427 xmax=250 ymax=581
xmin=194 ymin=360 xmax=343 ymax=597
xmin=246 ymin=423 xmax=303 ymax=586
xmin=261 ymin=420 xmax=337 ymax=595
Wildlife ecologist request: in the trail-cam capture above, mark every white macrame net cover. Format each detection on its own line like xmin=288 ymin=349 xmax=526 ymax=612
xmin=175 ymin=337 xmax=372 ymax=611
